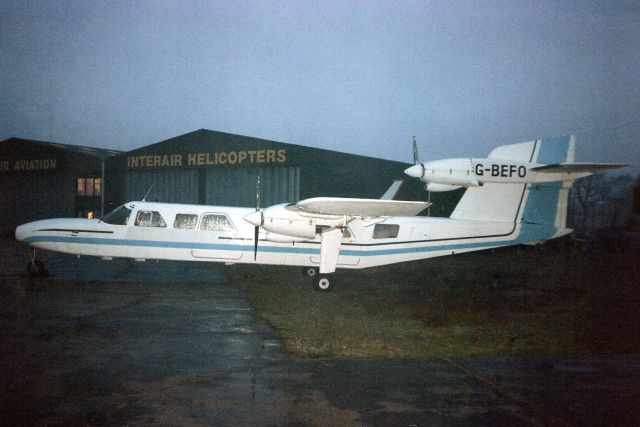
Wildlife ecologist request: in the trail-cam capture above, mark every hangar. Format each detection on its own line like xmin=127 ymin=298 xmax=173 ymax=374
xmin=105 ymin=129 xmax=426 ymax=211
xmin=0 ymin=138 xmax=120 ymax=233
xmin=1 ymin=129 xmax=459 ymax=233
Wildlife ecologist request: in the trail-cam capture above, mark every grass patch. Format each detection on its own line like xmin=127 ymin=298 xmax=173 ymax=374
xmin=226 ymin=245 xmax=640 ymax=358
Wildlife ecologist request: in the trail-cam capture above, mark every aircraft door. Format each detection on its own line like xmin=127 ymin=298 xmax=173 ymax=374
xmin=190 ymin=212 xmax=244 ymax=261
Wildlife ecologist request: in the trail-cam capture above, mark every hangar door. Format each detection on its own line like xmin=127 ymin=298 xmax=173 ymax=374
xmin=124 ymin=170 xmax=199 ymax=204
xmin=205 ymin=166 xmax=300 ymax=207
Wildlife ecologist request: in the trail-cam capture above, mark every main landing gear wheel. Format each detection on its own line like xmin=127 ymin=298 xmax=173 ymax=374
xmin=314 ymin=274 xmax=333 ymax=292
xmin=303 ymin=267 xmax=318 ymax=278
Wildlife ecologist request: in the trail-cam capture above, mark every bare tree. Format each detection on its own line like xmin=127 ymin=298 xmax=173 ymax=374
xmin=569 ymin=173 xmax=634 ymax=232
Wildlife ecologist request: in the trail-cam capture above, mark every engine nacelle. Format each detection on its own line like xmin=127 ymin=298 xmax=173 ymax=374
xmin=421 ymin=159 xmax=480 ymax=187
xmin=425 ymin=183 xmax=463 ymax=192
xmin=406 ymin=157 xmax=536 ymax=189
xmin=246 ymin=204 xmax=345 ymax=240
xmin=261 ymin=205 xmax=316 ymax=239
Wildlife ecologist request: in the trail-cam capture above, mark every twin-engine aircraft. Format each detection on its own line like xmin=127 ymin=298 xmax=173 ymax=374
xmin=15 ymin=135 xmax=624 ymax=291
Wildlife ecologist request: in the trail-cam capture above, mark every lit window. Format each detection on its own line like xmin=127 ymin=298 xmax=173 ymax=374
xmin=373 ymin=224 xmax=399 ymax=239
xmin=174 ymin=214 xmax=198 ymax=229
xmin=86 ymin=178 xmax=94 ymax=196
xmin=201 ymin=214 xmax=235 ymax=232
xmin=76 ymin=178 xmax=102 ymax=196
xmin=135 ymin=210 xmax=167 ymax=228
xmin=77 ymin=179 xmax=85 ymax=195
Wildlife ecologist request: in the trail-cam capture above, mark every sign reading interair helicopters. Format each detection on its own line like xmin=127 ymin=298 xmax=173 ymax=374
xmin=15 ymin=135 xmax=625 ymax=291
xmin=126 ymin=149 xmax=287 ymax=169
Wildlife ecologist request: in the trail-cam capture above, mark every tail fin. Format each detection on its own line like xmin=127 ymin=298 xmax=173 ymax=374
xmin=451 ymin=135 xmax=576 ymax=241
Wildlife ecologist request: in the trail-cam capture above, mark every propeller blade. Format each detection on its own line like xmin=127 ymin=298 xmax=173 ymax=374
xmin=407 ymin=136 xmax=425 ymax=179
xmin=254 ymin=225 xmax=259 ymax=260
xmin=256 ymin=176 xmax=261 ymax=211
xmin=254 ymin=175 xmax=262 ymax=260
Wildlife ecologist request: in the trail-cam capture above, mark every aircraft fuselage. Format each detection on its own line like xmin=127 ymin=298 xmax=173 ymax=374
xmin=15 ymin=198 xmax=565 ymax=271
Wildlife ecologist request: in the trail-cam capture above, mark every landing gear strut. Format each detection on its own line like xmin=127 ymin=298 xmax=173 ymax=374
xmin=313 ymin=274 xmax=334 ymax=292
xmin=26 ymin=249 xmax=48 ymax=277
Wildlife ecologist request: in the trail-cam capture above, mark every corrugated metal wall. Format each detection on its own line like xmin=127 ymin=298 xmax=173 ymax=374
xmin=205 ymin=166 xmax=300 ymax=207
xmin=124 ymin=166 xmax=300 ymax=207
xmin=125 ymin=170 xmax=199 ymax=204
xmin=0 ymin=173 xmax=70 ymax=230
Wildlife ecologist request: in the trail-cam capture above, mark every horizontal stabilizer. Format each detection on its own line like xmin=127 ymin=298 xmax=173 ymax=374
xmin=531 ymin=163 xmax=628 ymax=173
xmin=288 ymin=197 xmax=430 ymax=217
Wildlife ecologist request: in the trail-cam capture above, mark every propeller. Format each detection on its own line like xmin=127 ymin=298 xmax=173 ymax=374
xmin=243 ymin=175 xmax=265 ymax=259
xmin=253 ymin=176 xmax=263 ymax=260
xmin=405 ymin=136 xmax=431 ymax=215
xmin=405 ymin=136 xmax=425 ymax=179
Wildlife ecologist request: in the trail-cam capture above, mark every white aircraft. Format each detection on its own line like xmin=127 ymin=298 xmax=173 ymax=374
xmin=15 ymin=135 xmax=624 ymax=291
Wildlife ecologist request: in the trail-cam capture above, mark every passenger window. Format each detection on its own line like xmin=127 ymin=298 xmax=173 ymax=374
xmin=373 ymin=224 xmax=399 ymax=239
xmin=174 ymin=214 xmax=198 ymax=229
xmin=201 ymin=214 xmax=235 ymax=232
xmin=135 ymin=210 xmax=167 ymax=228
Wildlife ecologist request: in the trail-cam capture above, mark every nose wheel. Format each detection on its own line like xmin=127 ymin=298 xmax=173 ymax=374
xmin=26 ymin=250 xmax=48 ymax=277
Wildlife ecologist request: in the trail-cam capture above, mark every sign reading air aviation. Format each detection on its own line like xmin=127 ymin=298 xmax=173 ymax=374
xmin=0 ymin=159 xmax=57 ymax=172
xmin=126 ymin=149 xmax=287 ymax=169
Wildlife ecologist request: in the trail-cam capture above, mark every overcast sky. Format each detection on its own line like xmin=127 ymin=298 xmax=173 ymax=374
xmin=1 ymin=0 xmax=638 ymax=169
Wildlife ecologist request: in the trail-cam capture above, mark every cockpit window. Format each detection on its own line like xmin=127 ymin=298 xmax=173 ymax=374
xmin=101 ymin=205 xmax=132 ymax=225
xmin=174 ymin=214 xmax=198 ymax=229
xmin=135 ymin=210 xmax=167 ymax=228
xmin=200 ymin=214 xmax=235 ymax=232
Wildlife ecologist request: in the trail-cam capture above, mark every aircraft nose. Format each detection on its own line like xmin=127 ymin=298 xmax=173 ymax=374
xmin=15 ymin=223 xmax=30 ymax=242
xmin=244 ymin=211 xmax=263 ymax=227
xmin=404 ymin=164 xmax=424 ymax=178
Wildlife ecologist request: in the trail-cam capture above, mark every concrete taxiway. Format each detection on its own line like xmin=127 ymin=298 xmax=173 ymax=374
xmin=1 ymin=240 xmax=639 ymax=425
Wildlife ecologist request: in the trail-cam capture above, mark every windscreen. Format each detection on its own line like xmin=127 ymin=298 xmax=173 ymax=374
xmin=101 ymin=205 xmax=132 ymax=225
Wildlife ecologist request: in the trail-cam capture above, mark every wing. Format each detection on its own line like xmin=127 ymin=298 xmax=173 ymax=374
xmin=287 ymin=197 xmax=430 ymax=217
xmin=531 ymin=163 xmax=628 ymax=173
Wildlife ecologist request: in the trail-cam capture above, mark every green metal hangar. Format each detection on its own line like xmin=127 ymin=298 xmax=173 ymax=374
xmin=0 ymin=138 xmax=121 ymax=232
xmin=106 ymin=129 xmax=419 ymax=210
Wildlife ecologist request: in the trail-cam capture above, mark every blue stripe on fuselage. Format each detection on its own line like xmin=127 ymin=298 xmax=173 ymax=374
xmin=23 ymin=222 xmax=557 ymax=258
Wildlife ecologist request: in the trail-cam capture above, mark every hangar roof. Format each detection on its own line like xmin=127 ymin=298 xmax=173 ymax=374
xmin=0 ymin=137 xmax=121 ymax=158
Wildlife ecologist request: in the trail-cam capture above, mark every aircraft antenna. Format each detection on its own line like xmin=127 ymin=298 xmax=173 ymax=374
xmin=142 ymin=184 xmax=155 ymax=202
